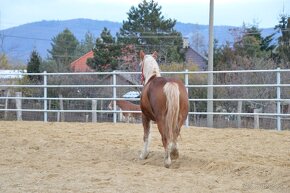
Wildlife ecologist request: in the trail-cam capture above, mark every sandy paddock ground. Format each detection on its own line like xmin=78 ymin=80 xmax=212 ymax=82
xmin=0 ymin=121 xmax=289 ymax=193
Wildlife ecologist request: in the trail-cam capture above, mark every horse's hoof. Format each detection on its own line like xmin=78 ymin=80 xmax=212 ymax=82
xmin=170 ymin=149 xmax=179 ymax=160
xmin=139 ymin=152 xmax=149 ymax=160
xmin=164 ymin=159 xmax=171 ymax=168
xmin=164 ymin=162 xmax=171 ymax=168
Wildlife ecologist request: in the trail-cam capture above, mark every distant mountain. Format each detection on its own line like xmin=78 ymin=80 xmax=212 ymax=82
xmin=0 ymin=19 xmax=122 ymax=63
xmin=0 ymin=18 xmax=276 ymax=63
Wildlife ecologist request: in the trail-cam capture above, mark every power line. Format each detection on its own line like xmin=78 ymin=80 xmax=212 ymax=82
xmin=2 ymin=30 xmax=289 ymax=43
xmin=2 ymin=34 xmax=51 ymax=41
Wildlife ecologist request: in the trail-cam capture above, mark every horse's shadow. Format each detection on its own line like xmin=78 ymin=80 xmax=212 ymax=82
xmin=117 ymin=147 xmax=202 ymax=170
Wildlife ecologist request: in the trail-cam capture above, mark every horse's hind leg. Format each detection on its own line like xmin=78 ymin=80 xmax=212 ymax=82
xmin=164 ymin=140 xmax=178 ymax=168
xmin=170 ymin=143 xmax=179 ymax=160
xmin=161 ymin=126 xmax=180 ymax=167
xmin=125 ymin=114 xmax=129 ymax=123
xmin=156 ymin=121 xmax=172 ymax=168
xmin=163 ymin=141 xmax=179 ymax=167
xmin=170 ymin=125 xmax=181 ymax=160
xmin=164 ymin=143 xmax=172 ymax=168
xmin=140 ymin=115 xmax=151 ymax=160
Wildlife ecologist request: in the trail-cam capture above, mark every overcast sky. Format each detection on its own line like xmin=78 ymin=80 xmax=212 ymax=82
xmin=0 ymin=0 xmax=289 ymax=30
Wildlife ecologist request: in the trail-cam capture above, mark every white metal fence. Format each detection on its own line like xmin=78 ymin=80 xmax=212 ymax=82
xmin=1 ymin=69 xmax=290 ymax=130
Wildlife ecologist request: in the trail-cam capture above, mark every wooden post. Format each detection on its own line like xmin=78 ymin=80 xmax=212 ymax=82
xmin=193 ymin=102 xmax=197 ymax=125
xmin=92 ymin=99 xmax=97 ymax=123
xmin=184 ymin=69 xmax=189 ymax=127
xmin=100 ymin=100 xmax=103 ymax=121
xmin=237 ymin=101 xmax=242 ymax=128
xmin=57 ymin=112 xmax=60 ymax=122
xmin=16 ymin=92 xmax=22 ymax=121
xmin=4 ymin=90 xmax=10 ymax=120
xmin=59 ymin=94 xmax=65 ymax=122
xmin=207 ymin=0 xmax=214 ymax=128
xmin=119 ymin=107 xmax=122 ymax=122
xmin=254 ymin=108 xmax=262 ymax=129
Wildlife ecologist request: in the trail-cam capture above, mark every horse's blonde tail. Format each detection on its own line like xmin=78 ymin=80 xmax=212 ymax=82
xmin=163 ymin=82 xmax=180 ymax=144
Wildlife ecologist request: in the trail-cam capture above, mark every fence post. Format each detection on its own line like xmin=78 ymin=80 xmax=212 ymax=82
xmin=4 ymin=90 xmax=10 ymax=120
xmin=100 ymin=100 xmax=103 ymax=121
xmin=184 ymin=69 xmax=189 ymax=127
xmin=276 ymin=68 xmax=281 ymax=131
xmin=92 ymin=99 xmax=97 ymax=122
xmin=193 ymin=102 xmax=197 ymax=125
xmin=15 ymin=92 xmax=22 ymax=121
xmin=43 ymin=71 xmax=48 ymax=122
xmin=237 ymin=101 xmax=242 ymax=128
xmin=59 ymin=94 xmax=65 ymax=122
xmin=57 ymin=112 xmax=60 ymax=122
xmin=254 ymin=108 xmax=260 ymax=129
xmin=113 ymin=71 xmax=117 ymax=123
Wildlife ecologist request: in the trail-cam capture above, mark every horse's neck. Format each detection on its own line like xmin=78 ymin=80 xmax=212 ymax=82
xmin=144 ymin=61 xmax=161 ymax=85
xmin=145 ymin=70 xmax=161 ymax=84
xmin=116 ymin=100 xmax=122 ymax=108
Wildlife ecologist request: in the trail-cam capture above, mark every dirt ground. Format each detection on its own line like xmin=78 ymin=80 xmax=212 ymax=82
xmin=0 ymin=121 xmax=289 ymax=193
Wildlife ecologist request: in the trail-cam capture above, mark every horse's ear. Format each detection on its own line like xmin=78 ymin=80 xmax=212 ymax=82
xmin=152 ymin=51 xmax=158 ymax=59
xmin=140 ymin=50 xmax=145 ymax=60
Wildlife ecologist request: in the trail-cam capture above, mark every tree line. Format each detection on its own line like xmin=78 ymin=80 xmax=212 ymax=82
xmin=4 ymin=0 xmax=284 ymax=77
xmin=23 ymin=0 xmax=184 ymax=76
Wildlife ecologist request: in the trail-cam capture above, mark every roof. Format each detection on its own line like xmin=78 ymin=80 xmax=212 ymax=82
xmin=101 ymin=70 xmax=140 ymax=86
xmin=184 ymin=47 xmax=208 ymax=70
xmin=114 ymin=70 xmax=140 ymax=85
xmin=70 ymin=51 xmax=94 ymax=72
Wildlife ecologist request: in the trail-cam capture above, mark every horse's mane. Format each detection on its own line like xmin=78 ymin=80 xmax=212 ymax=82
xmin=143 ymin=55 xmax=161 ymax=85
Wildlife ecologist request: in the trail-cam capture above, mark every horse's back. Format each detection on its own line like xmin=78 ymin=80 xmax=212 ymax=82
xmin=118 ymin=100 xmax=140 ymax=111
xmin=141 ymin=77 xmax=188 ymax=122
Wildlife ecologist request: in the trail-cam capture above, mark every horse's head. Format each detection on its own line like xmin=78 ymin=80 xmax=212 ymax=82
xmin=139 ymin=50 xmax=161 ymax=85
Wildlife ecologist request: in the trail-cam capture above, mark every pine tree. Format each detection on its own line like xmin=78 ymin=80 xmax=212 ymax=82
xmin=233 ymin=24 xmax=274 ymax=58
xmin=275 ymin=14 xmax=290 ymax=66
xmin=48 ymin=28 xmax=79 ymax=72
xmin=117 ymin=0 xmax=184 ymax=64
xmin=87 ymin=27 xmax=121 ymax=72
xmin=76 ymin=31 xmax=95 ymax=57
xmin=27 ymin=50 xmax=42 ymax=82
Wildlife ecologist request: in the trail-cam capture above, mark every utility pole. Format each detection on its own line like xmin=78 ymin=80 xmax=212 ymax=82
xmin=207 ymin=0 xmax=214 ymax=127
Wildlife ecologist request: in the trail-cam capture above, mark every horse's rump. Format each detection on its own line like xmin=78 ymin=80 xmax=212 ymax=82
xmin=142 ymin=77 xmax=188 ymax=127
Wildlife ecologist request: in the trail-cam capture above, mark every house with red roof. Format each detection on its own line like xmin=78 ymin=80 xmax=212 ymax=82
xmin=70 ymin=51 xmax=94 ymax=72
xmin=70 ymin=45 xmax=139 ymax=72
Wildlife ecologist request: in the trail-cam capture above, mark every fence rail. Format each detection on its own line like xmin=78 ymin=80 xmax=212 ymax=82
xmin=1 ymin=68 xmax=290 ymax=130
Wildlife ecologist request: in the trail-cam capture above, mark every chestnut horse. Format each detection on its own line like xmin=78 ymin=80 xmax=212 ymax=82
xmin=108 ymin=100 xmax=141 ymax=123
xmin=139 ymin=51 xmax=189 ymax=168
